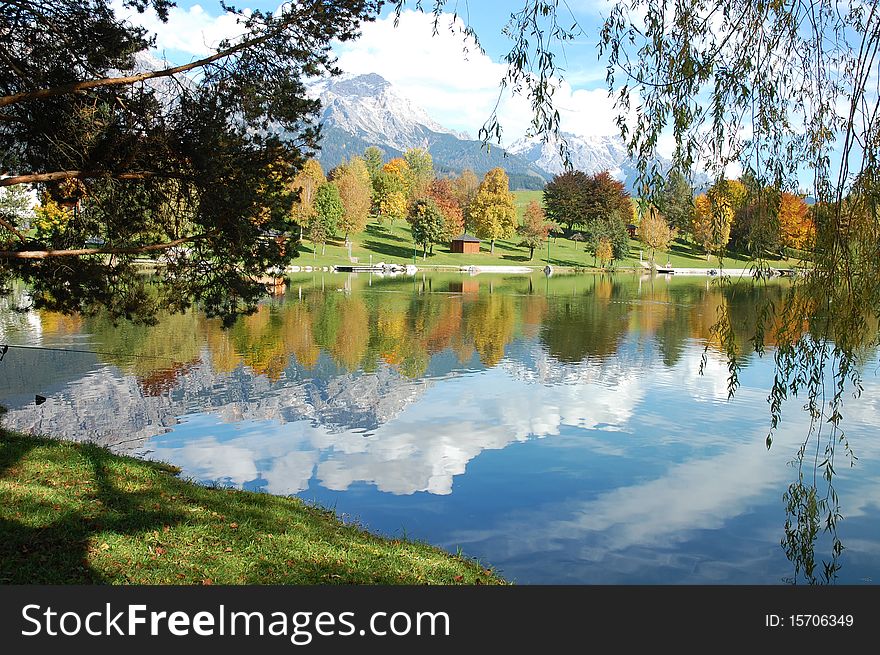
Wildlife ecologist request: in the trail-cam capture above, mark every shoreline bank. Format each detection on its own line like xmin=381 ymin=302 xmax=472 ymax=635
xmin=0 ymin=429 xmax=509 ymax=585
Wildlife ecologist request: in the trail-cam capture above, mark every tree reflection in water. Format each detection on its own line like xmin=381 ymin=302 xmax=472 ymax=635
xmin=1 ymin=271 xmax=873 ymax=583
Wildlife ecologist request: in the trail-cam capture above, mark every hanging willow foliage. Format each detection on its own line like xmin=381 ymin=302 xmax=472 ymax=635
xmin=395 ymin=0 xmax=879 ymax=584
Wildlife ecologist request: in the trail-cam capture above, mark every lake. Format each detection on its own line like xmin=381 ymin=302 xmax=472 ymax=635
xmin=2 ymin=270 xmax=879 ymax=584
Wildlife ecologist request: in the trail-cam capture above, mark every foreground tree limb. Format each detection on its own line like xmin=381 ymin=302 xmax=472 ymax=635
xmin=0 ymin=171 xmax=170 ymax=187
xmin=0 ymin=233 xmax=209 ymax=259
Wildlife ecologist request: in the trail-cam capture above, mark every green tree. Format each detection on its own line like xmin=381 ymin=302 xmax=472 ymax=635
xmin=310 ymin=182 xmax=343 ymax=256
xmin=729 ymin=179 xmax=783 ymax=257
xmin=408 ymin=197 xmax=445 ymax=257
xmin=363 ymin=146 xmax=385 ymax=188
xmin=0 ymin=184 xmax=35 ymax=237
xmin=470 ymin=167 xmax=517 ymax=253
xmin=0 ymin=0 xmax=378 ymax=324
xmin=659 ymin=170 xmax=694 ymax=238
xmin=584 ymin=214 xmax=629 ymax=265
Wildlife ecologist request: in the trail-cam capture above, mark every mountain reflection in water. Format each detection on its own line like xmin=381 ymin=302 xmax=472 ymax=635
xmin=2 ymin=272 xmax=879 ymax=584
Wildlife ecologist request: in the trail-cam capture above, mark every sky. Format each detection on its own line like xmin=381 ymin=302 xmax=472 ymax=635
xmin=106 ymin=0 xmax=872 ymax=188
xmin=110 ymin=1 xmax=623 ymax=147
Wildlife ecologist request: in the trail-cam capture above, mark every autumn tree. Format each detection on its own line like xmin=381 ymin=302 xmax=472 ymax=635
xmin=374 ymin=159 xmax=410 ymax=225
xmin=638 ymin=206 xmax=677 ymax=266
xmin=290 ymin=158 xmax=326 ymax=240
xmin=332 ymin=156 xmax=372 ymax=241
xmin=517 ymin=200 xmax=551 ymax=260
xmin=403 ymin=147 xmax=434 ymax=202
xmin=778 ymin=192 xmax=815 ymax=251
xmin=409 ymin=197 xmax=446 ymax=257
xmin=452 ymin=168 xmax=480 ymax=232
xmin=692 ymin=190 xmax=733 ymax=259
xmin=543 ymin=170 xmax=588 ymax=232
xmin=0 ymin=0 xmax=379 ymax=324
xmin=582 ymin=171 xmax=632 ymax=227
xmin=595 ymin=237 xmax=613 ymax=268
xmin=427 ymin=178 xmax=464 ymax=239
xmin=470 ymin=167 xmax=517 ymax=253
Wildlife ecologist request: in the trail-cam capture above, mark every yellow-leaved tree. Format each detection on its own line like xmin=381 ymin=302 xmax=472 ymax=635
xmin=777 ymin=192 xmax=814 ymax=251
xmin=470 ymin=167 xmax=517 ymax=253
xmin=290 ymin=159 xmax=326 ymax=239
xmin=692 ymin=187 xmax=733 ymax=259
xmin=638 ymin=206 xmax=677 ymax=266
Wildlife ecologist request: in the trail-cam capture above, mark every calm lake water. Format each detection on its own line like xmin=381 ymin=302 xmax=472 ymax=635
xmin=2 ymin=271 xmax=879 ymax=584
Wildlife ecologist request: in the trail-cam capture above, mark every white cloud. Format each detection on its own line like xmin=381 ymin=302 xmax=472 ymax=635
xmin=333 ymin=10 xmax=622 ymax=145
xmin=111 ymin=1 xmax=250 ymax=58
xmin=108 ymin=3 xmax=627 ymax=145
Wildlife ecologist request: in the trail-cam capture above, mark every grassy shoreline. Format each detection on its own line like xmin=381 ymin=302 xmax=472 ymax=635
xmin=283 ymin=222 xmax=804 ymax=275
xmin=0 ymin=429 xmax=508 ymax=585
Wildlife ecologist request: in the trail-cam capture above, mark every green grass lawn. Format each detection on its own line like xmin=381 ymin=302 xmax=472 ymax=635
xmin=0 ymin=429 xmax=507 ymax=585
xmin=292 ymin=219 xmax=805 ymax=272
xmin=287 ymin=190 xmax=807 ymax=272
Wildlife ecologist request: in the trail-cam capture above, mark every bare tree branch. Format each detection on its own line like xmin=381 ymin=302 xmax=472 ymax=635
xmin=0 ymin=233 xmax=209 ymax=259
xmin=0 ymin=17 xmax=290 ymax=109
xmin=0 ymin=171 xmax=177 ymax=186
xmin=0 ymin=214 xmax=27 ymax=241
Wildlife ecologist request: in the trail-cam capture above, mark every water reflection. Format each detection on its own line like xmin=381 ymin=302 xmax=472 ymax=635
xmin=1 ymin=272 xmax=878 ymax=584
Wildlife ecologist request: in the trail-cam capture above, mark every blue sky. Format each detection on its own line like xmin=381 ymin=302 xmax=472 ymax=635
xmin=113 ymin=1 xmax=623 ymax=146
xmin=110 ymin=1 xmax=870 ymax=189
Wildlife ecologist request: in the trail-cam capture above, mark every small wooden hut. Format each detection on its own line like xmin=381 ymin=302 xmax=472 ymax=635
xmin=450 ymin=233 xmax=481 ymax=254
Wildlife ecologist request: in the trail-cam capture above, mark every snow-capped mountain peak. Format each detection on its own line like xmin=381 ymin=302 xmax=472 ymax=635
xmin=307 ymin=72 xmax=466 ymax=152
xmin=507 ymin=131 xmax=629 ymax=179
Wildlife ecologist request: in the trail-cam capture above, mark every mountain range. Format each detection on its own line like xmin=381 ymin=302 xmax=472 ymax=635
xmin=306 ymin=72 xmax=670 ymax=192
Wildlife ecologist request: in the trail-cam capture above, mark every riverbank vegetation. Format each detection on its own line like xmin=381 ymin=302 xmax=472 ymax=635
xmin=282 ymin=192 xmax=802 ymax=272
xmin=0 ymin=428 xmax=507 ymax=585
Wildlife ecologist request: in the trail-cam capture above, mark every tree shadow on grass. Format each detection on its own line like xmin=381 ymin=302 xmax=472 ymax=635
xmin=0 ymin=432 xmax=186 ymax=583
xmin=364 ymin=224 xmax=409 ymax=243
xmin=361 ymin=239 xmax=415 ymax=261
xmin=0 ymin=431 xmax=499 ymax=584
xmin=669 ymin=241 xmax=702 ymax=258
